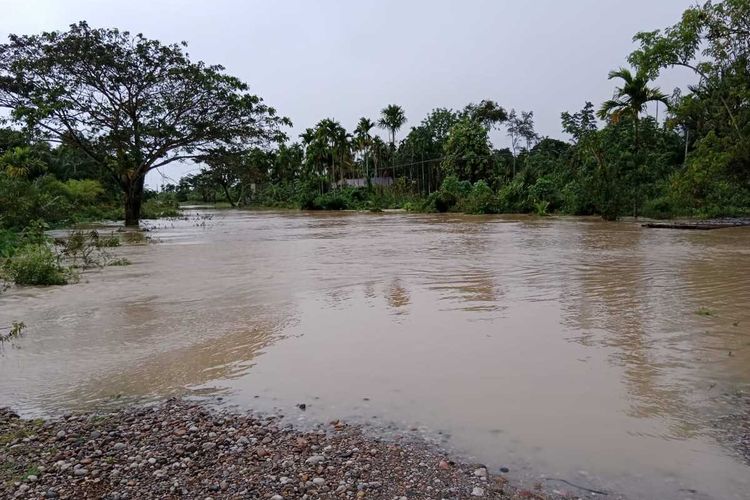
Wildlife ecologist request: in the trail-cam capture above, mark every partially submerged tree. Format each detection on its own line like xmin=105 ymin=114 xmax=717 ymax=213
xmin=0 ymin=21 xmax=289 ymax=225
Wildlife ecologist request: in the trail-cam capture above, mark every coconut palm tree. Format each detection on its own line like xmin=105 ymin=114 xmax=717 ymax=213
xmin=597 ymin=67 xmax=669 ymax=149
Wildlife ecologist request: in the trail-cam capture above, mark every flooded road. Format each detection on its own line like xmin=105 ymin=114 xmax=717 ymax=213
xmin=1 ymin=209 xmax=749 ymax=499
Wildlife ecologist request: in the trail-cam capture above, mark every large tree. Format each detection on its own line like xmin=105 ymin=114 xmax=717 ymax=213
xmin=0 ymin=22 xmax=289 ymax=225
xmin=463 ymin=99 xmax=508 ymax=130
xmin=506 ymin=109 xmax=539 ymax=176
xmin=441 ymin=118 xmax=492 ymax=183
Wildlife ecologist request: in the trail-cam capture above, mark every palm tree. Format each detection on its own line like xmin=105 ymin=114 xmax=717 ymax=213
xmin=316 ymin=119 xmax=350 ymax=187
xmin=598 ymin=67 xmax=669 ymax=218
xmin=378 ymin=104 xmax=406 ymax=147
xmin=370 ymin=136 xmax=387 ymax=181
xmin=354 ymin=117 xmax=374 ymax=180
xmin=597 ymin=67 xmax=669 ymax=150
xmin=378 ymin=105 xmax=406 ymax=179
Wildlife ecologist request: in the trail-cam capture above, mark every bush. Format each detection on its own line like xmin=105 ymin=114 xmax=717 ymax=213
xmin=95 ymin=232 xmax=120 ymax=248
xmin=497 ymin=178 xmax=527 ymax=213
xmin=0 ymin=229 xmax=19 ymax=258
xmin=533 ymin=200 xmax=550 ymax=216
xmin=2 ymin=243 xmax=69 ymax=286
xmin=141 ymin=195 xmax=180 ymax=218
xmin=312 ymin=191 xmax=350 ymax=210
xmin=641 ymin=196 xmax=675 ymax=219
xmin=462 ymin=180 xmax=499 ymax=214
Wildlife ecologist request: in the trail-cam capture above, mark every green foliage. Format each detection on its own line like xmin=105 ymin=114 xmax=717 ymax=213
xmin=441 ymin=119 xmax=493 ymax=182
xmin=533 ymin=200 xmax=550 ymax=216
xmin=461 ymin=180 xmax=499 ymax=214
xmin=667 ymin=132 xmax=750 ymax=217
xmin=63 ymin=179 xmax=104 ymax=205
xmin=2 ymin=243 xmax=69 ymax=286
xmin=95 ymin=233 xmax=121 ymax=248
xmin=4 ymin=6 xmax=750 ymax=224
xmin=0 ymin=321 xmax=26 ymax=344
xmin=1 ymin=21 xmax=289 ymax=225
xmin=141 ymin=195 xmax=180 ymax=219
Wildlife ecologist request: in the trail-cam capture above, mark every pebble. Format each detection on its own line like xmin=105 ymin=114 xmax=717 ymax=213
xmin=0 ymin=399 xmax=535 ymax=500
xmin=474 ymin=467 xmax=487 ymax=478
xmin=305 ymin=455 xmax=325 ymax=465
xmin=471 ymin=486 xmax=485 ymax=496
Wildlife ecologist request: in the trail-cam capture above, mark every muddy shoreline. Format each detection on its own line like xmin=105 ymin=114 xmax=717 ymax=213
xmin=0 ymin=399 xmax=587 ymax=500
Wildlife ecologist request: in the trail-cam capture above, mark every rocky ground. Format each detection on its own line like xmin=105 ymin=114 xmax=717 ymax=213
xmin=0 ymin=399 xmax=576 ymax=499
xmin=714 ymin=390 xmax=750 ymax=466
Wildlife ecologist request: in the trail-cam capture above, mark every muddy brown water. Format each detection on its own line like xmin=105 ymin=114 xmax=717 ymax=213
xmin=1 ymin=209 xmax=749 ymax=499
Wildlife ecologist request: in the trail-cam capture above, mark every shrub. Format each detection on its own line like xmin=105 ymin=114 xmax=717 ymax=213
xmin=141 ymin=195 xmax=180 ymax=219
xmin=3 ymin=243 xmax=69 ymax=286
xmin=94 ymin=232 xmax=120 ymax=248
xmin=642 ymin=196 xmax=674 ymax=219
xmin=462 ymin=180 xmax=499 ymax=214
xmin=312 ymin=192 xmax=349 ymax=210
xmin=0 ymin=229 xmax=19 ymax=258
xmin=533 ymin=200 xmax=550 ymax=216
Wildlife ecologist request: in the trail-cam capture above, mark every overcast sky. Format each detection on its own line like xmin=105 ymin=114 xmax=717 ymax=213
xmin=2 ymin=0 xmax=697 ymax=187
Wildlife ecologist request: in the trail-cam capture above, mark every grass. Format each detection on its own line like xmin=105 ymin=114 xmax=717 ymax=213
xmin=0 ymin=419 xmax=43 ymax=446
xmin=22 ymin=465 xmax=40 ymax=480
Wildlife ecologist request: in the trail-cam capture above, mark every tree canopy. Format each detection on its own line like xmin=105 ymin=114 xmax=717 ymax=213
xmin=0 ymin=21 xmax=290 ymax=225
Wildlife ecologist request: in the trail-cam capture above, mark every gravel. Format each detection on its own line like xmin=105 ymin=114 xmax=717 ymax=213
xmin=0 ymin=399 xmax=568 ymax=499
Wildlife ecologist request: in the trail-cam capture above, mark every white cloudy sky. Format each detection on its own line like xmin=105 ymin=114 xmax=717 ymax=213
xmin=1 ymin=0 xmax=697 ymax=187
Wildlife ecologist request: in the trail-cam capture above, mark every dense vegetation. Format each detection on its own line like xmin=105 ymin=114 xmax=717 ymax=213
xmin=1 ymin=1 xmax=749 ymax=290
xmin=174 ymin=0 xmax=750 ymax=220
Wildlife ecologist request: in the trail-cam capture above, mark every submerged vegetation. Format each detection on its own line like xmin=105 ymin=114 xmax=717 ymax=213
xmin=0 ymin=1 xmax=749 ymax=289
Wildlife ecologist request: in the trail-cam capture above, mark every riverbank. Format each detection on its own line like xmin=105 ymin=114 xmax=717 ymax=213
xmin=1 ymin=399 xmax=570 ymax=500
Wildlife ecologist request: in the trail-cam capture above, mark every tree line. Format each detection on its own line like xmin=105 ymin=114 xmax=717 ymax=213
xmin=1 ymin=0 xmax=749 ymax=238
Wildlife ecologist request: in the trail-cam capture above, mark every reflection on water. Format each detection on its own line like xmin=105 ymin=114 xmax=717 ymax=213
xmin=1 ymin=210 xmax=749 ymax=499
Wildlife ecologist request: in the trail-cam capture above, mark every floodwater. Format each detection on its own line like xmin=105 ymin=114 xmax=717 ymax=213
xmin=1 ymin=209 xmax=749 ymax=499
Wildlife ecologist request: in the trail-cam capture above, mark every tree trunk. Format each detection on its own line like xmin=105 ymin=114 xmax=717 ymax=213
xmin=220 ymin=182 xmax=236 ymax=208
xmin=124 ymin=174 xmax=146 ymax=226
